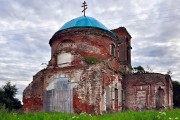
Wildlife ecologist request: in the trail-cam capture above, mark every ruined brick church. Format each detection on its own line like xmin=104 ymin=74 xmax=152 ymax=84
xmin=23 ymin=14 xmax=173 ymax=114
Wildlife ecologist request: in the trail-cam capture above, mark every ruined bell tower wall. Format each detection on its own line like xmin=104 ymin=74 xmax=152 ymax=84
xmin=123 ymin=73 xmax=173 ymax=111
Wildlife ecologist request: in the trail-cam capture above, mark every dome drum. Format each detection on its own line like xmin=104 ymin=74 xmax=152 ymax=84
xmin=49 ymin=27 xmax=117 ymax=46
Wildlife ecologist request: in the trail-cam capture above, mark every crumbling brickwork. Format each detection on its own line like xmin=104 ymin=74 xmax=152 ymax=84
xmin=122 ymin=73 xmax=173 ymax=111
xmin=23 ymin=22 xmax=173 ymax=114
xmin=23 ymin=27 xmax=124 ymax=114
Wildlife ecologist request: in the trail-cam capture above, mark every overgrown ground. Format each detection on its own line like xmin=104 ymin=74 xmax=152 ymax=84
xmin=0 ymin=109 xmax=179 ymax=120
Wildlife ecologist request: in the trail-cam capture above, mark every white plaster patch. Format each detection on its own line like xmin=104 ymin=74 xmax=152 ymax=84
xmin=57 ymin=52 xmax=74 ymax=67
xmin=73 ymin=70 xmax=83 ymax=82
xmin=46 ymin=81 xmax=54 ymax=90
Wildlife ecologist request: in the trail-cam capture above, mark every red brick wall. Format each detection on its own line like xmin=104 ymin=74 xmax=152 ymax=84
xmin=123 ymin=73 xmax=173 ymax=110
xmin=23 ymin=97 xmax=43 ymax=112
xmin=23 ymin=28 xmax=123 ymax=114
xmin=112 ymin=27 xmax=132 ymax=66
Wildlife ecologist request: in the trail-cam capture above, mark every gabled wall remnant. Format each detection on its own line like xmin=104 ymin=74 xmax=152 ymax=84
xmin=123 ymin=73 xmax=173 ymax=111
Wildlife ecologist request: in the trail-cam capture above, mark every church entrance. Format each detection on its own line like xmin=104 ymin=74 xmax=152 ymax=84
xmin=156 ymin=87 xmax=165 ymax=109
xmin=43 ymin=77 xmax=73 ymax=113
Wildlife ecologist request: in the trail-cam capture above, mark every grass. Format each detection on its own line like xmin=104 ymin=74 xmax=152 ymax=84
xmin=0 ymin=109 xmax=179 ymax=120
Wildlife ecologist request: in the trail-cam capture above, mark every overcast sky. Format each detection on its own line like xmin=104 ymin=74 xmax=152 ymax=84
xmin=0 ymin=0 xmax=180 ymax=102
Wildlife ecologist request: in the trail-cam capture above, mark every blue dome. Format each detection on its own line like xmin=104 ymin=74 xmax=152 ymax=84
xmin=60 ymin=16 xmax=111 ymax=32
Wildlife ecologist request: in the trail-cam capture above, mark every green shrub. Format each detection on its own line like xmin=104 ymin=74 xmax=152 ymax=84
xmin=85 ymin=57 xmax=99 ymax=64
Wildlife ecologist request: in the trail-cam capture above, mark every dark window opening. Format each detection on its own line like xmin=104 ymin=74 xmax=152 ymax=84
xmin=110 ymin=44 xmax=115 ymax=57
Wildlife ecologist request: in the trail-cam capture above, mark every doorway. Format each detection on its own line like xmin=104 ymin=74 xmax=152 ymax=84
xmin=43 ymin=77 xmax=73 ymax=113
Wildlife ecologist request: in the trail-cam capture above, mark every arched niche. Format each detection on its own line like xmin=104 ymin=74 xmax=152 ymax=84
xmin=156 ymin=86 xmax=165 ymax=109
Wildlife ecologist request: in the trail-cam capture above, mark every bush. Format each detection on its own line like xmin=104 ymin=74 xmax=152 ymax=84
xmin=0 ymin=82 xmax=22 ymax=111
xmin=173 ymin=81 xmax=180 ymax=108
xmin=85 ymin=57 xmax=99 ymax=64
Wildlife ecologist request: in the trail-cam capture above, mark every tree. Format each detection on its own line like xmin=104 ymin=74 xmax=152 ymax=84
xmin=133 ymin=66 xmax=146 ymax=74
xmin=0 ymin=82 xmax=22 ymax=111
xmin=167 ymin=69 xmax=172 ymax=76
xmin=172 ymin=81 xmax=180 ymax=108
xmin=146 ymin=65 xmax=153 ymax=73
xmin=3 ymin=82 xmax=17 ymax=99
xmin=0 ymin=88 xmax=5 ymax=106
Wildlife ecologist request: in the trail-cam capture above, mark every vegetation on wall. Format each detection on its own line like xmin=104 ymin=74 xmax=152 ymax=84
xmin=132 ymin=65 xmax=156 ymax=74
xmin=0 ymin=82 xmax=22 ymax=111
xmin=120 ymin=65 xmax=149 ymax=75
xmin=132 ymin=66 xmax=146 ymax=74
xmin=85 ymin=57 xmax=99 ymax=64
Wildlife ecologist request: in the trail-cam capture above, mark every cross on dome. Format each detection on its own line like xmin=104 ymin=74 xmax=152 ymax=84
xmin=82 ymin=1 xmax=88 ymax=16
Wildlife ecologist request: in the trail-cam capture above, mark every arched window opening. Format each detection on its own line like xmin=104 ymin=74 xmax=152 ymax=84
xmin=106 ymin=86 xmax=111 ymax=112
xmin=115 ymin=88 xmax=118 ymax=111
xmin=156 ymin=87 xmax=165 ymax=109
xmin=110 ymin=44 xmax=115 ymax=57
